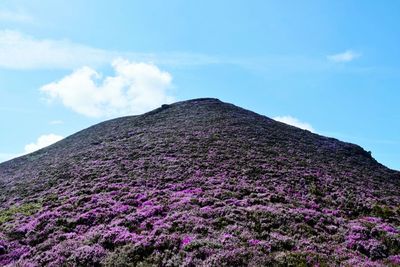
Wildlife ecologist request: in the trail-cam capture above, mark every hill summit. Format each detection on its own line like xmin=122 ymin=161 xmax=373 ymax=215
xmin=0 ymin=98 xmax=399 ymax=266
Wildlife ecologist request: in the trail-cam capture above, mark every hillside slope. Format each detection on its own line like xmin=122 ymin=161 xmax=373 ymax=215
xmin=0 ymin=98 xmax=399 ymax=266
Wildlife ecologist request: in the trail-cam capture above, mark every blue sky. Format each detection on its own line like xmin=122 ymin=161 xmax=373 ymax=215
xmin=0 ymin=0 xmax=399 ymax=170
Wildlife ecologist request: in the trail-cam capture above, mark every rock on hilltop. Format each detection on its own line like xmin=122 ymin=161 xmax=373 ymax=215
xmin=0 ymin=98 xmax=399 ymax=266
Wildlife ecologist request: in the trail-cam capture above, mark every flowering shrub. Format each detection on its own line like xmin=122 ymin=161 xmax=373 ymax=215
xmin=0 ymin=98 xmax=399 ymax=266
xmin=68 ymin=244 xmax=106 ymax=266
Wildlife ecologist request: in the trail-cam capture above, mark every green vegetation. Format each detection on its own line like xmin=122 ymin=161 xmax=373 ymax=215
xmin=0 ymin=202 xmax=41 ymax=224
xmin=372 ymin=204 xmax=395 ymax=219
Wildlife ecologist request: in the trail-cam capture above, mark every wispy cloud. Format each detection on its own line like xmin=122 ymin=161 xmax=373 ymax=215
xmin=327 ymin=50 xmax=361 ymax=63
xmin=0 ymin=9 xmax=33 ymax=23
xmin=41 ymin=58 xmax=175 ymax=117
xmin=0 ymin=30 xmax=219 ymax=70
xmin=0 ymin=30 xmax=374 ymax=76
xmin=0 ymin=30 xmax=112 ymax=69
xmin=273 ymin=116 xmax=315 ymax=132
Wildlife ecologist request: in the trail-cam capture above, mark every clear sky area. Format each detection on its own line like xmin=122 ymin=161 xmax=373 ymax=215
xmin=0 ymin=0 xmax=399 ymax=170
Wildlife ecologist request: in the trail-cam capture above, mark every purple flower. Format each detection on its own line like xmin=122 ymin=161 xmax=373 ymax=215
xmin=388 ymin=255 xmax=400 ymax=265
xmin=248 ymin=239 xmax=260 ymax=246
xmin=182 ymin=236 xmax=193 ymax=246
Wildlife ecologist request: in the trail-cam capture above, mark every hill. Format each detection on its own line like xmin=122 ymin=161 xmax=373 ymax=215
xmin=0 ymin=98 xmax=399 ymax=266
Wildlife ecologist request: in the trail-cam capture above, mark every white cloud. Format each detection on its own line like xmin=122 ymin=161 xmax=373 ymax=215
xmin=24 ymin=134 xmax=64 ymax=154
xmin=40 ymin=58 xmax=175 ymax=117
xmin=0 ymin=9 xmax=33 ymax=23
xmin=0 ymin=134 xmax=64 ymax=163
xmin=327 ymin=50 xmax=360 ymax=63
xmin=0 ymin=153 xmax=20 ymax=163
xmin=273 ymin=116 xmax=315 ymax=132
